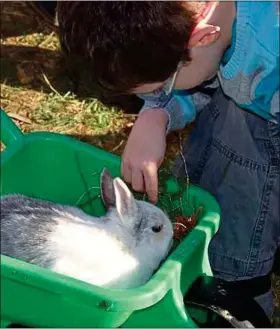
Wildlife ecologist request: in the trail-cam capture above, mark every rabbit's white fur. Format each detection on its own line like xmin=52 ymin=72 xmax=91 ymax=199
xmin=1 ymin=169 xmax=173 ymax=289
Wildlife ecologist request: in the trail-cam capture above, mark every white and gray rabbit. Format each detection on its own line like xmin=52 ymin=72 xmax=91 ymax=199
xmin=0 ymin=168 xmax=173 ymax=289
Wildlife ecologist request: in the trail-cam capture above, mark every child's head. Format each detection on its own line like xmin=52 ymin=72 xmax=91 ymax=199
xmin=57 ymin=2 xmax=231 ymax=97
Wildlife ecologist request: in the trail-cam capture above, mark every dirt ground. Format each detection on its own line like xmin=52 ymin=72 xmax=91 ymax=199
xmin=0 ymin=1 xmax=279 ymax=326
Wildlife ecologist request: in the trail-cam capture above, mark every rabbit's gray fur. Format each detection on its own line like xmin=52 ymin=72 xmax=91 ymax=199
xmin=1 ymin=169 xmax=173 ymax=289
xmin=1 ymin=195 xmax=60 ymax=268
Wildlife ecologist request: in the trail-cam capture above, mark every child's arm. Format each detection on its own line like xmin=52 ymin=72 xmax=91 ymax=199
xmin=121 ymin=83 xmax=217 ymax=202
xmin=121 ymin=109 xmax=168 ymax=204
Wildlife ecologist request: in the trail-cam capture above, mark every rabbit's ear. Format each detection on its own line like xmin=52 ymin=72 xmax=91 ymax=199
xmin=100 ymin=168 xmax=116 ymax=209
xmin=113 ymin=178 xmax=138 ymax=225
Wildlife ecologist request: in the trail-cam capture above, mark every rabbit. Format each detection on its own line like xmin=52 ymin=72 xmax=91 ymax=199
xmin=0 ymin=168 xmax=173 ymax=289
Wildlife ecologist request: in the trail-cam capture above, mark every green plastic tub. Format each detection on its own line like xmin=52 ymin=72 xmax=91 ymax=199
xmin=0 ymin=108 xmax=220 ymax=328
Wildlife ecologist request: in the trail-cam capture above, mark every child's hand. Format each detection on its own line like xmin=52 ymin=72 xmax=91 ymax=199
xmin=121 ymin=109 xmax=168 ymax=204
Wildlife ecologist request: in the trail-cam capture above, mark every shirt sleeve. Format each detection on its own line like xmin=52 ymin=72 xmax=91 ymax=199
xmin=137 ymin=77 xmax=219 ymax=133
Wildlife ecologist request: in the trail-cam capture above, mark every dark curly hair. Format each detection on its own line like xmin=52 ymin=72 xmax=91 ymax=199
xmin=57 ymin=1 xmax=196 ymax=96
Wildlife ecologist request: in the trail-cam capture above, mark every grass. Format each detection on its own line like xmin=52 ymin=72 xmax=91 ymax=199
xmin=0 ymin=1 xmax=279 ymax=326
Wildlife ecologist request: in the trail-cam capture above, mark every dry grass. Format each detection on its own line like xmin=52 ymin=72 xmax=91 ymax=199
xmin=0 ymin=2 xmax=279 ymax=326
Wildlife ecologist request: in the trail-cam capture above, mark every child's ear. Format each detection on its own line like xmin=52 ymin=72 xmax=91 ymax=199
xmin=188 ymin=23 xmax=221 ymax=48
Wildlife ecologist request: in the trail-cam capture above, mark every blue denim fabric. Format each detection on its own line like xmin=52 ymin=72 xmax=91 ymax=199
xmin=172 ymin=88 xmax=280 ymax=318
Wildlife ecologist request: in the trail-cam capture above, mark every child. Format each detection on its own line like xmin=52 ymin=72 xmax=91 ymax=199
xmin=57 ymin=1 xmax=279 ymax=318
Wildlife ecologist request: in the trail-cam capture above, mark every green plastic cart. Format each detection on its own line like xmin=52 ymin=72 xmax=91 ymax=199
xmin=3 ymin=107 xmax=268 ymax=328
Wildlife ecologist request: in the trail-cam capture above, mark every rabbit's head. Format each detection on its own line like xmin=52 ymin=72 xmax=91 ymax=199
xmin=100 ymin=168 xmax=173 ymax=270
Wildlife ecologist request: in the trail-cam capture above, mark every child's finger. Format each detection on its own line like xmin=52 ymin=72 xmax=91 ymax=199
xmin=121 ymin=162 xmax=132 ymax=184
xmin=131 ymin=168 xmax=145 ymax=192
xmin=143 ymin=163 xmax=158 ymax=204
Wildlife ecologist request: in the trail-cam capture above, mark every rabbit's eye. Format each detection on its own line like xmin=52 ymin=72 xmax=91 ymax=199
xmin=152 ymin=224 xmax=163 ymax=233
